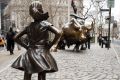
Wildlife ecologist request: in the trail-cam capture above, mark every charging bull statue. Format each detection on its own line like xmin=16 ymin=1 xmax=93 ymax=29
xmin=57 ymin=18 xmax=93 ymax=51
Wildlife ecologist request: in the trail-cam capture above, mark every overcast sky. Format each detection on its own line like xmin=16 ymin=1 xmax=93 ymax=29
xmin=83 ymin=0 xmax=120 ymax=21
xmin=112 ymin=0 xmax=120 ymax=20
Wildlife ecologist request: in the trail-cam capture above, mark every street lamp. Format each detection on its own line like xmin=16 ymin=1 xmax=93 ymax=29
xmin=99 ymin=8 xmax=112 ymax=49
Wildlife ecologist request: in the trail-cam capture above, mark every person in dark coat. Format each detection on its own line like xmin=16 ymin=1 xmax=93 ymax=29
xmin=86 ymin=32 xmax=91 ymax=49
xmin=11 ymin=1 xmax=61 ymax=80
xmin=84 ymin=31 xmax=91 ymax=49
xmin=98 ymin=34 xmax=102 ymax=46
xmin=6 ymin=27 xmax=16 ymax=55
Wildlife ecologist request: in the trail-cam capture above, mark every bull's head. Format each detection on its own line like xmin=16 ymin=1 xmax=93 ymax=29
xmin=82 ymin=24 xmax=93 ymax=34
xmin=79 ymin=30 xmax=86 ymax=41
xmin=81 ymin=21 xmax=94 ymax=32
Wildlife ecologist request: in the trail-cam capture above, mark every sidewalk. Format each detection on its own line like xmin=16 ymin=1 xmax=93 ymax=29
xmin=0 ymin=46 xmax=26 ymax=73
xmin=0 ymin=44 xmax=120 ymax=80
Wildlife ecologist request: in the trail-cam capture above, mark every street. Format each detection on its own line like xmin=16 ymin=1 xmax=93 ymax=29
xmin=0 ymin=43 xmax=120 ymax=80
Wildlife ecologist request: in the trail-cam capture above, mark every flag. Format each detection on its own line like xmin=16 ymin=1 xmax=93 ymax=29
xmin=71 ymin=0 xmax=77 ymax=14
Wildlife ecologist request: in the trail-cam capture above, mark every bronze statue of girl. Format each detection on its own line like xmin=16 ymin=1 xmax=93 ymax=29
xmin=11 ymin=1 xmax=61 ymax=80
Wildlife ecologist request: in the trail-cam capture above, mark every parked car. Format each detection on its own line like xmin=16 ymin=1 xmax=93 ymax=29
xmin=0 ymin=37 xmax=6 ymax=47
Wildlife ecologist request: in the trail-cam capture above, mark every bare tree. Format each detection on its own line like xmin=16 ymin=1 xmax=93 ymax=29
xmin=78 ymin=0 xmax=94 ymax=21
xmin=85 ymin=0 xmax=106 ymax=35
xmin=42 ymin=0 xmax=62 ymax=24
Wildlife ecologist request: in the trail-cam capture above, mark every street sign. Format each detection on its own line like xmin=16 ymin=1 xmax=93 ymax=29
xmin=100 ymin=9 xmax=109 ymax=11
xmin=107 ymin=0 xmax=114 ymax=8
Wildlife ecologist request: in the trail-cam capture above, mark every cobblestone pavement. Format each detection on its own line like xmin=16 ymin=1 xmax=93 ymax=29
xmin=0 ymin=44 xmax=120 ymax=80
xmin=0 ymin=46 xmax=25 ymax=73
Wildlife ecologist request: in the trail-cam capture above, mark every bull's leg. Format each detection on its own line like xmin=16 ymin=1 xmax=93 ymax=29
xmin=73 ymin=44 xmax=80 ymax=52
xmin=76 ymin=45 xmax=79 ymax=52
xmin=80 ymin=44 xmax=86 ymax=50
xmin=85 ymin=42 xmax=87 ymax=48
xmin=57 ymin=40 xmax=66 ymax=50
xmin=80 ymin=44 xmax=83 ymax=50
xmin=62 ymin=40 xmax=66 ymax=50
xmin=75 ymin=41 xmax=81 ymax=52
xmin=73 ymin=45 xmax=76 ymax=51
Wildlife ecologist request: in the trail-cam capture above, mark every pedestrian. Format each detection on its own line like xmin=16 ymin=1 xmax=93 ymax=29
xmin=11 ymin=1 xmax=61 ymax=80
xmin=85 ymin=31 xmax=91 ymax=49
xmin=98 ymin=34 xmax=102 ymax=46
xmin=6 ymin=27 xmax=16 ymax=55
xmin=87 ymin=32 xmax=91 ymax=49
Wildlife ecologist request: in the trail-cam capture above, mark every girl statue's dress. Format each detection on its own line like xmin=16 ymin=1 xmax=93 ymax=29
xmin=11 ymin=1 xmax=61 ymax=80
xmin=12 ymin=21 xmax=58 ymax=73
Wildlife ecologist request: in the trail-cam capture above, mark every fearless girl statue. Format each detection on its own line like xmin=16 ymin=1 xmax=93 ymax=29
xmin=11 ymin=1 xmax=61 ymax=80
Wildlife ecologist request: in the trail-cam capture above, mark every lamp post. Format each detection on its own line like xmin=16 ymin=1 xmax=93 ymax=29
xmin=99 ymin=9 xmax=102 ymax=35
xmin=100 ymin=7 xmax=113 ymax=49
xmin=107 ymin=6 xmax=111 ymax=49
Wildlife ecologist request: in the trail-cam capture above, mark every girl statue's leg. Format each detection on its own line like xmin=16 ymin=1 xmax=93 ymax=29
xmin=38 ymin=72 xmax=46 ymax=80
xmin=24 ymin=72 xmax=32 ymax=80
